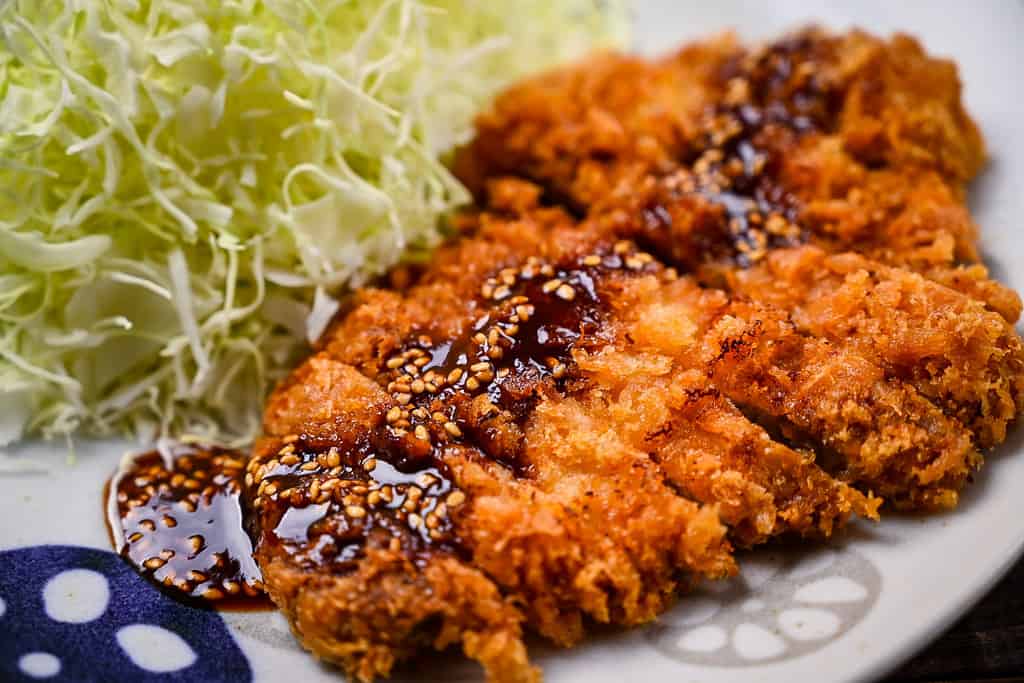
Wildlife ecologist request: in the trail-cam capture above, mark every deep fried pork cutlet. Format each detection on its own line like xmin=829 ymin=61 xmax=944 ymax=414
xmin=249 ymin=200 xmax=889 ymax=681
xmin=238 ymin=27 xmax=1024 ymax=683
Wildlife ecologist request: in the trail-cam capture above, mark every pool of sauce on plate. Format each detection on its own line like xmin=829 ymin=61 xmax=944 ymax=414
xmin=108 ymin=445 xmax=270 ymax=609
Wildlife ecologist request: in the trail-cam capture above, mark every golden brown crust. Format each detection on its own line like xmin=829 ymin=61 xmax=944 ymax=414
xmin=728 ymin=245 xmax=1024 ymax=447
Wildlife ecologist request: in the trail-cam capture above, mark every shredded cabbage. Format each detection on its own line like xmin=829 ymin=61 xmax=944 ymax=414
xmin=0 ymin=0 xmax=629 ymax=447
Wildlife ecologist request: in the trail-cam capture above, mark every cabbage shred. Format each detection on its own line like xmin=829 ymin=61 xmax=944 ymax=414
xmin=0 ymin=0 xmax=629 ymax=447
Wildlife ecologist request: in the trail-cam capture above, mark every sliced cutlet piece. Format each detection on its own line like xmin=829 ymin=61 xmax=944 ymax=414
xmin=727 ymin=245 xmax=1024 ymax=447
xmin=579 ymin=269 xmax=879 ymax=546
xmin=694 ymin=293 xmax=981 ymax=510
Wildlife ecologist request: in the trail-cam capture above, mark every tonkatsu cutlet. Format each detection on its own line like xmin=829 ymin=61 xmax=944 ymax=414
xmin=238 ymin=26 xmax=1024 ymax=683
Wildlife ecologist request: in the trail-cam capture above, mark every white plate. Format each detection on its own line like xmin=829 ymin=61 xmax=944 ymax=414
xmin=2 ymin=2 xmax=1023 ymax=682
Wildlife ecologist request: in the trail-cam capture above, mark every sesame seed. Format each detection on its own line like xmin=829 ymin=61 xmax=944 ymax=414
xmin=143 ymin=557 xmax=166 ymax=570
xmin=552 ymin=363 xmax=568 ymax=379
xmin=188 ymin=535 xmax=204 ymax=554
xmin=465 ymin=377 xmax=480 ymax=391
xmin=403 ymin=363 xmax=419 ymax=375
xmin=542 ymin=278 xmax=562 ymax=294
xmin=412 ymin=407 xmax=428 ymax=419
xmin=283 ymin=434 xmax=299 ymax=444
xmin=161 ymin=515 xmax=177 ymax=528
xmin=614 ymin=240 xmax=631 ymax=254
xmin=444 ymin=422 xmax=462 ymax=437
xmin=446 ymin=490 xmax=466 ymax=507
xmin=139 ymin=519 xmax=156 ymax=531
xmin=327 ymin=447 xmax=341 ymax=468
xmin=203 ymin=588 xmax=225 ymax=600
xmin=386 ymin=357 xmax=405 ymax=369
xmin=301 ymin=461 xmax=319 ymax=471
xmin=582 ymin=254 xmax=602 ymax=266
xmin=473 ymin=332 xmax=487 ymax=345
xmin=516 ymin=304 xmax=533 ymax=320
xmin=309 ymin=480 xmax=320 ymax=499
xmin=425 ymin=382 xmax=438 ymax=393
xmin=395 ymin=393 xmax=412 ymax=405
xmin=492 ymin=285 xmax=511 ymax=300
xmin=363 ymin=458 xmax=377 ymax=472
xmin=414 ymin=425 xmax=429 ymax=441
xmin=425 ymin=514 xmax=440 ymax=529
xmin=386 ymin=406 xmax=403 ymax=423
xmin=447 ymin=368 xmax=463 ymax=383
xmin=410 ymin=379 xmax=425 ymax=394
xmin=224 ymin=581 xmax=241 ymax=595
xmin=367 ymin=491 xmax=382 ymax=506
xmin=390 ymin=381 xmax=411 ymax=393
xmin=504 ymin=324 xmax=519 ymax=336
xmin=481 ymin=283 xmax=494 ymax=298
xmin=346 ymin=505 xmax=367 ymax=519
xmin=555 ymin=284 xmax=576 ymax=300
xmin=188 ymin=570 xmax=207 ymax=583
xmin=408 ymin=513 xmax=423 ymax=528
xmin=280 ymin=454 xmax=299 ymax=466
xmin=128 ymin=532 xmax=143 ymax=543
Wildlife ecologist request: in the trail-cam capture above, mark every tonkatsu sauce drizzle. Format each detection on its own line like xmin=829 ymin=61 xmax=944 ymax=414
xmin=645 ymin=34 xmax=840 ymax=267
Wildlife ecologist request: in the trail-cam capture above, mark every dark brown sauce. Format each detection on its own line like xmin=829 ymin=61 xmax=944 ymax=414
xmin=648 ymin=33 xmax=841 ymax=267
xmin=247 ymin=438 xmax=461 ymax=571
xmin=109 ymin=444 xmax=265 ymax=603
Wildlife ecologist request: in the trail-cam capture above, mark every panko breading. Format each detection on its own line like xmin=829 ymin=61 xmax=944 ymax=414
xmin=245 ymin=27 xmax=1023 ymax=683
